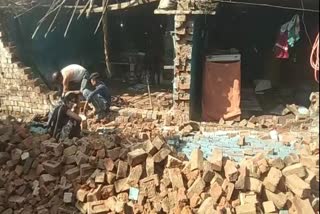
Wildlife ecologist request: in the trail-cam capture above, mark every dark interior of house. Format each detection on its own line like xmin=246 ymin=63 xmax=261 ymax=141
xmin=11 ymin=3 xmax=172 ymax=92
xmin=190 ymin=4 xmax=319 ymax=120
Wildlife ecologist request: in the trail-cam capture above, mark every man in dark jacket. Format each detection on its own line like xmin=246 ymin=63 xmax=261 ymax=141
xmin=82 ymin=72 xmax=111 ymax=120
xmin=47 ymin=92 xmax=82 ymax=141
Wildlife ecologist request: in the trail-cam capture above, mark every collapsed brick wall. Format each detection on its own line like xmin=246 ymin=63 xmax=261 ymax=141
xmin=173 ymin=15 xmax=193 ymax=114
xmin=0 ymin=31 xmax=57 ymax=117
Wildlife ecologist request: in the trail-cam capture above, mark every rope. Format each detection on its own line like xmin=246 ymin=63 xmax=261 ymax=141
xmin=310 ymin=33 xmax=319 ymax=82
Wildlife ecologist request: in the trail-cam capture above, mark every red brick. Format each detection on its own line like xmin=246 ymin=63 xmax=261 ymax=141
xmin=104 ymin=158 xmax=115 ymax=171
xmin=75 ymin=152 xmax=89 ymax=166
xmin=77 ymin=188 xmax=89 ymax=202
xmin=146 ymin=156 xmax=154 ymax=176
xmin=151 ymin=136 xmax=165 ymax=150
xmin=166 ymin=155 xmax=184 ymax=168
xmin=42 ymin=160 xmax=62 ymax=175
xmin=168 ymin=168 xmax=185 ymax=189
xmin=291 ymin=196 xmax=316 ymax=214
xmin=282 ymin=163 xmax=306 ymax=178
xmin=210 ymin=182 xmax=222 ymax=205
xmin=127 ymin=165 xmax=143 ymax=186
xmin=106 ymin=172 xmax=116 ymax=184
xmin=87 ymin=185 xmax=102 ymax=202
xmin=39 ymin=174 xmax=56 ymax=185
xmin=235 ymin=203 xmax=256 ymax=214
xmin=153 ymin=147 xmax=171 ymax=163
xmin=202 ymin=161 xmax=214 ymax=183
xmin=190 ymin=148 xmax=203 ymax=171
xmin=300 ymin=155 xmax=319 ymax=169
xmin=144 ymin=140 xmax=157 ymax=155
xmin=87 ymin=200 xmax=110 ymax=214
xmin=116 ymin=160 xmax=128 ymax=179
xmin=187 ymin=177 xmax=205 ymax=199
xmin=265 ymin=190 xmax=287 ymax=209
xmin=65 ymin=167 xmax=80 ymax=180
xmin=198 ymin=197 xmax=215 ymax=214
xmin=285 ymin=174 xmax=311 ymax=198
xmin=114 ymin=178 xmax=130 ymax=193
xmin=246 ymin=177 xmax=263 ymax=193
xmin=263 ymin=167 xmax=282 ymax=192
xmin=96 ymin=149 xmax=106 ymax=159
xmin=11 ymin=148 xmax=22 ymax=161
xmin=224 ymin=159 xmax=238 ymax=182
xmin=95 ymin=172 xmax=106 ymax=184
xmin=127 ymin=149 xmax=147 ymax=166
xmin=106 ymin=147 xmax=121 ymax=161
xmin=190 ymin=195 xmax=201 ymax=208
xmin=63 ymin=145 xmax=77 ymax=156
xmin=41 ymin=141 xmax=63 ymax=157
xmin=269 ymin=158 xmax=285 ymax=170
xmin=80 ymin=164 xmax=94 ymax=181
xmin=262 ymin=201 xmax=276 ymax=213
xmin=100 ymin=185 xmax=114 ymax=199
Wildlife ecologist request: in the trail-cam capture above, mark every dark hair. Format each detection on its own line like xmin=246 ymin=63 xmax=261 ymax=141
xmin=89 ymin=72 xmax=100 ymax=81
xmin=52 ymin=71 xmax=62 ymax=82
xmin=62 ymin=92 xmax=77 ymax=105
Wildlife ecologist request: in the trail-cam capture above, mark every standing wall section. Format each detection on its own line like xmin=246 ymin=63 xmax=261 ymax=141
xmin=173 ymin=14 xmax=194 ymax=116
xmin=0 ymin=29 xmax=58 ymax=118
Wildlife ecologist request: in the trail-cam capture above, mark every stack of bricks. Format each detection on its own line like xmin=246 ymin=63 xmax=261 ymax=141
xmin=173 ymin=14 xmax=193 ymax=113
xmin=0 ymin=30 xmax=58 ymax=117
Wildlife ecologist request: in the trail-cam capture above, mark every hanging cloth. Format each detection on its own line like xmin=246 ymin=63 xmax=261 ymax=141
xmin=282 ymin=14 xmax=300 ymax=47
xmin=275 ymin=32 xmax=289 ymax=59
xmin=274 ymin=15 xmax=301 ymax=58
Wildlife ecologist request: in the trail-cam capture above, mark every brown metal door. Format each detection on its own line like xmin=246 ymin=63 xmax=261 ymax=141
xmin=202 ymin=60 xmax=241 ymax=121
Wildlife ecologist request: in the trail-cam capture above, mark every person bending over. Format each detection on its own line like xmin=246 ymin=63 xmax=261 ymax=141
xmin=83 ymin=72 xmax=111 ymax=121
xmin=47 ymin=92 xmax=82 ymax=141
xmin=52 ymin=64 xmax=90 ymax=96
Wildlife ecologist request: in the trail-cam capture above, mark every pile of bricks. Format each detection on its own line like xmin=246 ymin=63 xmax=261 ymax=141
xmin=74 ymin=138 xmax=319 ymax=213
xmin=0 ymin=119 xmax=318 ymax=214
xmin=122 ymin=92 xmax=173 ymax=111
xmin=0 ymin=31 xmax=58 ymax=117
xmin=116 ymin=108 xmax=164 ymax=124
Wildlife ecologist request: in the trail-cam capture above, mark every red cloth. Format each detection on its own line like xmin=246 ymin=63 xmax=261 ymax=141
xmin=275 ymin=32 xmax=289 ymax=59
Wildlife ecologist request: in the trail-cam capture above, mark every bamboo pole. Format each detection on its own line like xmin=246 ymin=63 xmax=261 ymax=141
xmin=102 ymin=0 xmax=112 ymax=78
xmin=146 ymin=72 xmax=153 ymax=110
xmin=64 ymin=0 xmax=80 ymax=37
xmin=44 ymin=3 xmax=62 ymax=38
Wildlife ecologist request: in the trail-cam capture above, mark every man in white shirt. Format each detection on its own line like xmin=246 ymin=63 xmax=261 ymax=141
xmin=52 ymin=64 xmax=90 ymax=96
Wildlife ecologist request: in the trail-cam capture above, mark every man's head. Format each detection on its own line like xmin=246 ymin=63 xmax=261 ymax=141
xmin=52 ymin=71 xmax=63 ymax=83
xmin=89 ymin=72 xmax=100 ymax=86
xmin=62 ymin=91 xmax=77 ymax=108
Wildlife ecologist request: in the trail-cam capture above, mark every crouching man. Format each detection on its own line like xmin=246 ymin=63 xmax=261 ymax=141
xmin=52 ymin=64 xmax=90 ymax=96
xmin=47 ymin=92 xmax=82 ymax=141
xmin=83 ymin=72 xmax=111 ymax=121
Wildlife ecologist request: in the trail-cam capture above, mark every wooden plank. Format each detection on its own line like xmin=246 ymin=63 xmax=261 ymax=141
xmin=93 ymin=0 xmax=159 ymax=12
xmin=154 ymin=9 xmax=216 ymax=15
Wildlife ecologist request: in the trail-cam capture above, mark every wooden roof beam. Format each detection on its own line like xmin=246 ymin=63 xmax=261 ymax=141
xmin=93 ymin=0 xmax=159 ymax=12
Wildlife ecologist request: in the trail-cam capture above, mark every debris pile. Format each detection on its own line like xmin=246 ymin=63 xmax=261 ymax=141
xmin=119 ymin=92 xmax=173 ymax=111
xmin=0 ymin=120 xmax=319 ymax=214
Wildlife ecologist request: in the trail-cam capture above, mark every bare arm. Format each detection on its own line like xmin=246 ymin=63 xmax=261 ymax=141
xmin=62 ymin=75 xmax=71 ymax=95
xmin=67 ymin=90 xmax=81 ymax=95
xmin=83 ymin=101 xmax=89 ymax=115
xmin=66 ymin=109 xmax=82 ymax=122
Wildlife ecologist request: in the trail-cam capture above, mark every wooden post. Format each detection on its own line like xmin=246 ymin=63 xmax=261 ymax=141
xmin=102 ymin=0 xmax=112 ymax=78
xmin=146 ymin=74 xmax=153 ymax=110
